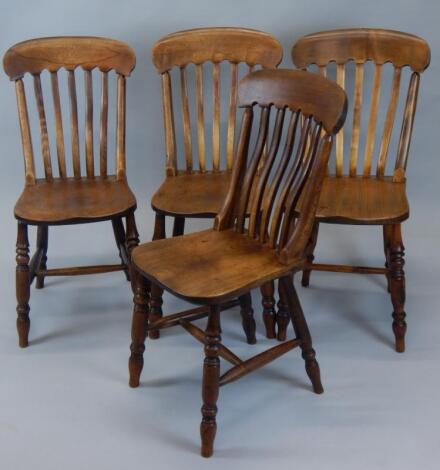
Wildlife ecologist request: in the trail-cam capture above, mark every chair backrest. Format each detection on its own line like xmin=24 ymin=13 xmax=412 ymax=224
xmin=3 ymin=36 xmax=136 ymax=185
xmin=152 ymin=27 xmax=283 ymax=176
xmin=215 ymin=69 xmax=347 ymax=265
xmin=292 ymin=29 xmax=430 ymax=179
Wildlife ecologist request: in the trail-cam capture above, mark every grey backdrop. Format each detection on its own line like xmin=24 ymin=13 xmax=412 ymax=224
xmin=0 ymin=1 xmax=439 ymax=469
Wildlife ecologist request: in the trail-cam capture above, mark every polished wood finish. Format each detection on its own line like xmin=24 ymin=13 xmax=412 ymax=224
xmin=129 ymin=69 xmax=347 ymax=456
xmin=150 ymin=27 xmax=283 ymax=338
xmin=4 ymin=36 xmax=138 ymax=346
xmin=288 ymin=29 xmax=430 ymax=350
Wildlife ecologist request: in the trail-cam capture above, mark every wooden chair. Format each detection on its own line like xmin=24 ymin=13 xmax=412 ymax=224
xmin=270 ymin=29 xmax=430 ymax=351
xmin=149 ymin=27 xmax=283 ymax=339
xmin=128 ymin=69 xmax=347 ymax=457
xmin=3 ymin=37 xmax=139 ymax=347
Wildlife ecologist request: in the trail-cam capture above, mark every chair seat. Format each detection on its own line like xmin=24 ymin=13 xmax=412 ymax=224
xmin=14 ymin=176 xmax=137 ymax=224
xmin=307 ymin=176 xmax=409 ymax=224
xmin=133 ymin=229 xmax=295 ymax=304
xmin=151 ymin=171 xmax=231 ymax=217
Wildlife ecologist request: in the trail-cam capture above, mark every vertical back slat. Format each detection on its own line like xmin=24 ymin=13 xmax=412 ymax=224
xmin=161 ymin=72 xmax=177 ymax=176
xmin=99 ymin=71 xmax=109 ymax=176
xmin=376 ymin=67 xmax=402 ymax=176
xmin=115 ymin=74 xmax=126 ymax=179
xmin=68 ymin=70 xmax=81 ymax=178
xmin=84 ymin=69 xmax=94 ymax=177
xmin=50 ymin=72 xmax=67 ymax=178
xmin=33 ymin=75 xmax=53 ymax=180
xmin=179 ymin=67 xmax=192 ymax=171
xmin=248 ymin=108 xmax=285 ymax=238
xmin=335 ymin=63 xmax=345 ymax=176
xmin=349 ymin=63 xmax=364 ymax=176
xmin=15 ymin=79 xmax=36 ymax=184
xmin=195 ymin=64 xmax=206 ymax=172
xmin=395 ymin=72 xmax=420 ymax=171
xmin=363 ymin=64 xmax=382 ymax=176
xmin=226 ymin=62 xmax=238 ymax=171
xmin=212 ymin=62 xmax=221 ymax=171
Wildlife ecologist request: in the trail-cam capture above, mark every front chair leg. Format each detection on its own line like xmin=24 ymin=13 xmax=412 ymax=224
xmin=239 ymin=292 xmax=256 ymax=344
xmin=261 ymin=281 xmax=276 ymax=339
xmin=388 ymin=223 xmax=406 ymax=353
xmin=16 ymin=222 xmax=31 ymax=348
xmin=301 ymin=222 xmax=319 ymax=287
xmin=149 ymin=212 xmax=166 ymax=340
xmin=112 ymin=217 xmax=130 ymax=281
xmin=35 ymin=225 xmax=48 ymax=289
xmin=128 ymin=268 xmax=150 ymax=388
xmin=280 ymin=275 xmax=323 ymax=394
xmin=200 ymin=305 xmax=221 ymax=458
xmin=276 ymin=280 xmax=290 ymax=342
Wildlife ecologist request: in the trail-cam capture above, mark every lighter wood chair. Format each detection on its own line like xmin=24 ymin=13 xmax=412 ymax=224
xmin=3 ymin=37 xmax=139 ymax=347
xmin=149 ymin=27 xmax=283 ymax=339
xmin=271 ymin=29 xmax=430 ymax=351
xmin=128 ymin=69 xmax=347 ymax=457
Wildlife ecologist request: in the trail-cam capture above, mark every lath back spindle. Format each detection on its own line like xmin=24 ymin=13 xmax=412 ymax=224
xmin=151 ymin=27 xmax=283 ymax=176
xmin=292 ymin=29 xmax=430 ymax=179
xmin=3 ymin=36 xmax=136 ymax=184
xmin=215 ymin=69 xmax=347 ymax=265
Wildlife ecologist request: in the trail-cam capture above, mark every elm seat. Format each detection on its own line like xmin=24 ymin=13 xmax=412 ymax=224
xmin=14 ymin=176 xmax=137 ymax=224
xmin=298 ymin=176 xmax=409 ymax=225
xmin=151 ymin=172 xmax=232 ymax=217
xmin=132 ymin=229 xmax=296 ymax=304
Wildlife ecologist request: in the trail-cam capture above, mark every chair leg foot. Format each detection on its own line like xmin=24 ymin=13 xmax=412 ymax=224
xmin=16 ymin=222 xmax=30 ymax=348
xmin=128 ymin=269 xmax=150 ymax=388
xmin=280 ymin=275 xmax=323 ymax=394
xmin=239 ymin=293 xmax=256 ymax=344
xmin=261 ymin=281 xmax=276 ymax=339
xmin=387 ymin=224 xmax=406 ymax=353
xmin=200 ymin=305 xmax=221 ymax=458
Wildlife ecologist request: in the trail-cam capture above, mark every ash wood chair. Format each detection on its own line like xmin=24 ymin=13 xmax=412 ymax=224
xmin=149 ymin=27 xmax=283 ymax=339
xmin=128 ymin=69 xmax=347 ymax=457
xmin=270 ymin=29 xmax=430 ymax=351
xmin=3 ymin=37 xmax=139 ymax=347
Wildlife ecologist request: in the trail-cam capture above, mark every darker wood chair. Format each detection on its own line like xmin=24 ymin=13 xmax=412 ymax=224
xmin=128 ymin=69 xmax=347 ymax=457
xmin=270 ymin=29 xmax=430 ymax=351
xmin=3 ymin=37 xmax=139 ymax=347
xmin=149 ymin=27 xmax=283 ymax=339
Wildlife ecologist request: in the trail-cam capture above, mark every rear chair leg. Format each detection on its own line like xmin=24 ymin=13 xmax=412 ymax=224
xmin=301 ymin=222 xmax=319 ymax=287
xmin=239 ymin=292 xmax=256 ymax=344
xmin=149 ymin=213 xmax=166 ymax=340
xmin=200 ymin=305 xmax=221 ymax=458
xmin=276 ymin=280 xmax=290 ymax=342
xmin=261 ymin=281 xmax=276 ymax=339
xmin=280 ymin=275 xmax=323 ymax=394
xmin=387 ymin=224 xmax=406 ymax=353
xmin=112 ymin=217 xmax=130 ymax=281
xmin=128 ymin=269 xmax=150 ymax=388
xmin=35 ymin=225 xmax=48 ymax=289
xmin=16 ymin=222 xmax=30 ymax=348
xmin=383 ymin=225 xmax=391 ymax=293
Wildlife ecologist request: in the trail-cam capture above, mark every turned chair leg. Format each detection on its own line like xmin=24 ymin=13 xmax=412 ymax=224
xmin=16 ymin=222 xmax=31 ymax=348
xmin=149 ymin=213 xmax=166 ymax=340
xmin=239 ymin=292 xmax=256 ymax=344
xmin=35 ymin=225 xmax=48 ymax=289
xmin=112 ymin=217 xmax=130 ymax=281
xmin=261 ymin=281 xmax=276 ymax=339
xmin=387 ymin=223 xmax=406 ymax=353
xmin=200 ymin=304 xmax=221 ymax=458
xmin=301 ymin=222 xmax=319 ymax=287
xmin=383 ymin=225 xmax=392 ymax=293
xmin=128 ymin=269 xmax=150 ymax=388
xmin=280 ymin=275 xmax=323 ymax=394
xmin=276 ymin=280 xmax=290 ymax=342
